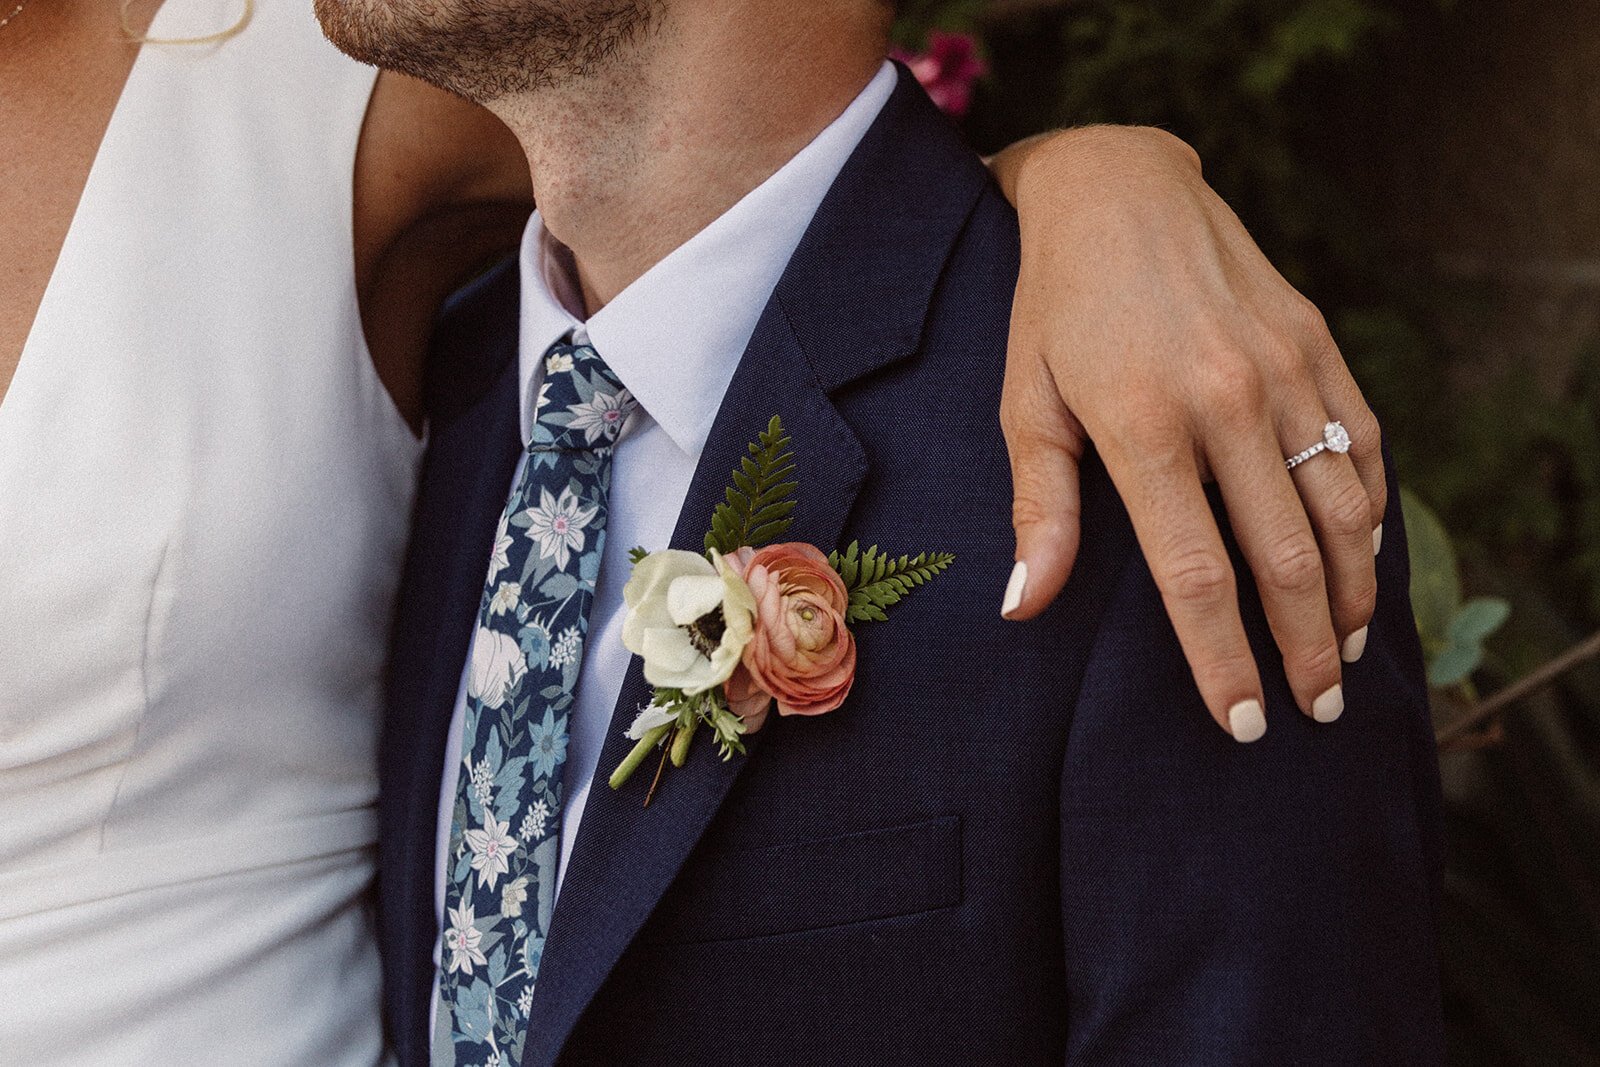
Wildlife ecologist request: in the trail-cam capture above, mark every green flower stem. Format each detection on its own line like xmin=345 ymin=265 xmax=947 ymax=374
xmin=670 ymin=715 xmax=700 ymax=768
xmin=609 ymin=724 xmax=671 ymax=790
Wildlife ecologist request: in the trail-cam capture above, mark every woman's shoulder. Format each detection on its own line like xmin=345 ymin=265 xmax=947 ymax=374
xmin=349 ymin=73 xmax=532 ymax=431
xmin=357 ymin=71 xmax=532 ymax=223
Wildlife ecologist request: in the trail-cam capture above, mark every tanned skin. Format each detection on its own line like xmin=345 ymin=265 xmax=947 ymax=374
xmin=0 ymin=0 xmax=530 ymax=433
xmin=2 ymin=1 xmax=1385 ymax=734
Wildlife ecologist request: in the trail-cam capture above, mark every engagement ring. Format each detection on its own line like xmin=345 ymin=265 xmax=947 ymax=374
xmin=1285 ymin=421 xmax=1352 ymax=471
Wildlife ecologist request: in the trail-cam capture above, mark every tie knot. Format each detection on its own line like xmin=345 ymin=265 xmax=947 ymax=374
xmin=529 ymin=338 xmax=637 ymax=453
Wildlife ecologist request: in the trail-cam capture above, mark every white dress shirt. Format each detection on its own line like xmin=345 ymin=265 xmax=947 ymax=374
xmin=430 ymin=60 xmax=897 ymax=1024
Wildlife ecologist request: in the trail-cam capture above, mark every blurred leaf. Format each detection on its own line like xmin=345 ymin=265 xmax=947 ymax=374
xmin=1403 ymin=488 xmax=1463 ymax=650
xmin=1240 ymin=0 xmax=1394 ymax=98
xmin=1429 ymin=641 xmax=1484 ymax=688
xmin=1403 ymin=498 xmax=1511 ymax=687
xmin=1450 ymin=597 xmax=1512 ymax=646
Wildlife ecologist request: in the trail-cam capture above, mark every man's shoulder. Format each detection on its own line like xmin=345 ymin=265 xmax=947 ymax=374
xmin=828 ymin=172 xmax=1136 ymax=661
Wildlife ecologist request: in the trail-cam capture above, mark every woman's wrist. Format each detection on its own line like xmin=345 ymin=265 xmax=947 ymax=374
xmin=995 ymin=125 xmax=1204 ymax=211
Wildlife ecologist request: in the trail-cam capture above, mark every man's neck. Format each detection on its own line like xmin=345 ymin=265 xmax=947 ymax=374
xmin=485 ymin=4 xmax=888 ymax=314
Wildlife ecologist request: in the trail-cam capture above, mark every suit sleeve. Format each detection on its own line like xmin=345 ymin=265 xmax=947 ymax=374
xmin=1056 ymin=462 xmax=1445 ymax=1066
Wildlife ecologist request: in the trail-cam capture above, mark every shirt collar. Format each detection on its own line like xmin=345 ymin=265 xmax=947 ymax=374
xmin=516 ymin=60 xmax=899 ymax=454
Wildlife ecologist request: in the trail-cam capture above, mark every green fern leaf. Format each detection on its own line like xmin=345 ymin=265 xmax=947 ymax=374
xmin=705 ymin=416 xmax=798 ymax=553
xmin=832 ymin=547 xmax=956 ymax=624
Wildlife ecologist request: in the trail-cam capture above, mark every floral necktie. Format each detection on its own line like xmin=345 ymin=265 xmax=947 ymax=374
xmin=434 ymin=336 xmax=636 ymax=1067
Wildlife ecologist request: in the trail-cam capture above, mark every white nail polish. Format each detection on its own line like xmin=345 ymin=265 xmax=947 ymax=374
xmin=1228 ymin=700 xmax=1267 ymax=743
xmin=1313 ymin=685 xmax=1345 ymax=723
xmin=1373 ymin=524 xmax=1384 ymax=556
xmin=1341 ymin=626 xmax=1369 ymax=664
xmin=1001 ymin=561 xmax=1028 ymax=618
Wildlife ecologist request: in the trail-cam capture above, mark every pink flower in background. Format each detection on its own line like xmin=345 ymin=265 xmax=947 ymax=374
xmin=892 ymin=31 xmax=988 ymax=118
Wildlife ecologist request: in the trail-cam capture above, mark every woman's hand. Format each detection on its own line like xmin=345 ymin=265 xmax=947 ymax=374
xmin=991 ymin=126 xmax=1385 ymax=743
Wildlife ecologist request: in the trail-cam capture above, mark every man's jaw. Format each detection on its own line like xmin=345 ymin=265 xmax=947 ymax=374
xmin=488 ymin=5 xmax=890 ymax=315
xmin=315 ymin=0 xmax=662 ymax=102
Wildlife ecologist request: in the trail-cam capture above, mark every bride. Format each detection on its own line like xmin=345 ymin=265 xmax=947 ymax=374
xmin=0 ymin=0 xmax=1382 ymax=1062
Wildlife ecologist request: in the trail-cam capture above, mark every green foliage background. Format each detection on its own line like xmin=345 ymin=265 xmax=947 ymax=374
xmin=891 ymin=1 xmax=1600 ymax=1061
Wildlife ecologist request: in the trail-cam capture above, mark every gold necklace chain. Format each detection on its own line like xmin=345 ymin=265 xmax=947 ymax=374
xmin=0 ymin=0 xmax=28 ymax=30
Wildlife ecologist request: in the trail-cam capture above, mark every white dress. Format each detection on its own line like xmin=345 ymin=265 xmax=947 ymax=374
xmin=0 ymin=1 xmax=421 ymax=1062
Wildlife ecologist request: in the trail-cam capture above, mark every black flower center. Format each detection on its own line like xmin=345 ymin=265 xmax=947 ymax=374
xmin=687 ymin=608 xmax=727 ymax=658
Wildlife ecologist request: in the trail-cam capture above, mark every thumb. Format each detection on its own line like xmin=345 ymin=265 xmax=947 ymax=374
xmin=1000 ymin=357 xmax=1086 ymax=621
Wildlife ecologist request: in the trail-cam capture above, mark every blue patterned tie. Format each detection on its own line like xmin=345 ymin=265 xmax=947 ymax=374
xmin=435 ymin=336 xmax=636 ymax=1067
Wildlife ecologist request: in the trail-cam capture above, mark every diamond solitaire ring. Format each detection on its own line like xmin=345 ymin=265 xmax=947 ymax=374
xmin=1285 ymin=421 xmax=1352 ymax=471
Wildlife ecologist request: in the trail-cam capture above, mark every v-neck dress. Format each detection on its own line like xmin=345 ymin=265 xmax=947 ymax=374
xmin=0 ymin=2 xmax=421 ymax=1062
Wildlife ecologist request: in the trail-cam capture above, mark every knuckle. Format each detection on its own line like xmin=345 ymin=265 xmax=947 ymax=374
xmin=998 ymin=389 xmax=1038 ymax=440
xmin=1156 ymin=549 xmax=1236 ymax=606
xmin=1342 ymin=407 xmax=1390 ymax=521
xmin=1260 ymin=535 xmax=1325 ymax=597
xmin=1335 ymin=579 xmax=1378 ymax=628
xmin=1011 ymin=493 xmax=1061 ymax=533
xmin=1004 ymin=425 xmax=1075 ymax=472
xmin=1193 ymin=648 xmax=1260 ymax=694
xmin=1324 ymin=479 xmax=1374 ymax=539
xmin=1197 ymin=356 xmax=1266 ymax=418
xmin=997 ymin=408 xmax=1029 ymax=448
xmin=1286 ymin=639 xmax=1342 ymax=684
xmin=1292 ymin=295 xmax=1332 ymax=344
xmin=1343 ymin=403 xmax=1382 ymax=453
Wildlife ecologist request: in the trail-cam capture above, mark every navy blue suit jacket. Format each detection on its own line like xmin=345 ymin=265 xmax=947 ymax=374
xmin=383 ymin=69 xmax=1445 ymax=1066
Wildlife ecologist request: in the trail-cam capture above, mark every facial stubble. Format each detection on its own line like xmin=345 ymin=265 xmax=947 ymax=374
xmin=315 ymin=0 xmax=660 ymax=102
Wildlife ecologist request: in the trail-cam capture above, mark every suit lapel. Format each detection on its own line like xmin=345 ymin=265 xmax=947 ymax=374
xmin=520 ymin=66 xmax=995 ymax=1067
xmin=385 ymin=261 xmax=526 ymax=1063
xmin=521 ymin=308 xmax=868 ymax=1067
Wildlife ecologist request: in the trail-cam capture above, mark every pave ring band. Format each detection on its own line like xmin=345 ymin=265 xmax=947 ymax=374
xmin=1285 ymin=421 xmax=1352 ymax=471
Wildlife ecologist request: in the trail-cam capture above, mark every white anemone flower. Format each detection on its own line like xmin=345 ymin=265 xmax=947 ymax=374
xmin=621 ymin=549 xmax=756 ymax=694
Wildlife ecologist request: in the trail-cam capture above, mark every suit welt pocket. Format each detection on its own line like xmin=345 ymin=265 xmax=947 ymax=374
xmin=646 ymin=815 xmax=963 ymax=945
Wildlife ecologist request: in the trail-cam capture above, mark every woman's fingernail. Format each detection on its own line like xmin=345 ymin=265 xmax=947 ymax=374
xmin=1001 ymin=561 xmax=1029 ymax=618
xmin=1313 ymin=685 xmax=1345 ymax=723
xmin=1373 ymin=523 xmax=1384 ymax=556
xmin=1228 ymin=700 xmax=1267 ymax=743
xmin=1341 ymin=626 xmax=1369 ymax=664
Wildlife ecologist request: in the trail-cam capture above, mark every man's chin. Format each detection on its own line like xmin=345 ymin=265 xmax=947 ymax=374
xmin=314 ymin=0 xmax=660 ymax=102
xmin=313 ymin=0 xmax=469 ymax=95
xmin=313 ymin=0 xmax=405 ymax=71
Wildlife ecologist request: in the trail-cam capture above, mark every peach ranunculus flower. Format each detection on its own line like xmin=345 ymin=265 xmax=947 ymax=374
xmin=723 ymin=543 xmax=857 ymax=731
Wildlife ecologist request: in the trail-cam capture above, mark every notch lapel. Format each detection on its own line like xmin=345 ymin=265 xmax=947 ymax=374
xmin=519 ymin=66 xmax=996 ymax=1067
xmin=383 ymin=261 xmax=526 ymax=1064
xmin=521 ymin=309 xmax=868 ymax=1067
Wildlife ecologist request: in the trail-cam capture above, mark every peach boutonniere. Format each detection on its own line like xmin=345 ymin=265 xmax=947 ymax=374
xmin=609 ymin=416 xmax=953 ymax=803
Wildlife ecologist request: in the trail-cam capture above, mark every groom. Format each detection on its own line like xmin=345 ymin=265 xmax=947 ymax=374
xmin=320 ymin=1 xmax=1444 ymax=1063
